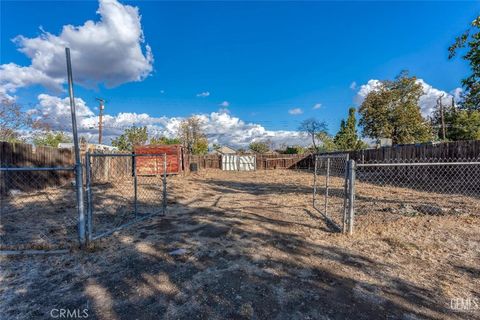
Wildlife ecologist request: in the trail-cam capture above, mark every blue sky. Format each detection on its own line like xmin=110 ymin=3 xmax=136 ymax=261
xmin=0 ymin=0 xmax=478 ymax=146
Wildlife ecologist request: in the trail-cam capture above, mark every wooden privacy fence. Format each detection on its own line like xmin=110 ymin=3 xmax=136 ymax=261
xmin=328 ymin=140 xmax=480 ymax=163
xmin=0 ymin=142 xmax=75 ymax=194
xmin=189 ymin=154 xmax=314 ymax=170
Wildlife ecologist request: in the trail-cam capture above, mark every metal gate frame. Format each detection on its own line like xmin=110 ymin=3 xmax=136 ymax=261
xmin=85 ymin=152 xmax=168 ymax=242
xmin=312 ymin=153 xmax=354 ymax=233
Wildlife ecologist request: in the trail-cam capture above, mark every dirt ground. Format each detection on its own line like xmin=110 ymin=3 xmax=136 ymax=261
xmin=1 ymin=169 xmax=479 ymax=319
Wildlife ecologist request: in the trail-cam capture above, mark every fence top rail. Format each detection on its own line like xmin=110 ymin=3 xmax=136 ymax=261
xmin=0 ymin=166 xmax=75 ymax=171
xmin=88 ymin=153 xmax=167 ymax=157
xmin=264 ymin=157 xmax=299 ymax=161
xmin=356 ymin=161 xmax=480 ymax=168
xmin=315 ymin=153 xmax=349 ymax=159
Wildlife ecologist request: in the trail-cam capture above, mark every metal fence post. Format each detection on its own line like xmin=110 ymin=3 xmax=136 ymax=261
xmin=85 ymin=152 xmax=93 ymax=242
xmin=162 ymin=153 xmax=167 ymax=214
xmin=65 ymin=47 xmax=85 ymax=247
xmin=313 ymin=155 xmax=318 ymax=207
xmin=348 ymin=159 xmax=356 ymax=235
xmin=324 ymin=157 xmax=331 ymax=217
xmin=342 ymin=154 xmax=350 ymax=233
xmin=133 ymin=154 xmax=138 ymax=216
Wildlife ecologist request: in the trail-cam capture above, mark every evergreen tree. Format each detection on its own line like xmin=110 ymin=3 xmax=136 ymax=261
xmin=334 ymin=107 xmax=366 ymax=150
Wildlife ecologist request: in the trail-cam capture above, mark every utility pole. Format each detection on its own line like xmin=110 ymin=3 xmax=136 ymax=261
xmin=96 ymin=98 xmax=105 ymax=145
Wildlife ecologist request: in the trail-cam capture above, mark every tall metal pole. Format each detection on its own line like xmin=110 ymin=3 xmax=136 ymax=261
xmin=96 ymin=98 xmax=105 ymax=145
xmin=348 ymin=160 xmax=356 ymax=235
xmin=342 ymin=154 xmax=350 ymax=233
xmin=324 ymin=158 xmax=330 ymax=217
xmin=133 ymin=155 xmax=138 ymax=217
xmin=313 ymin=155 xmax=318 ymax=208
xmin=162 ymin=153 xmax=167 ymax=214
xmin=85 ymin=152 xmax=93 ymax=242
xmin=66 ymin=48 xmax=86 ymax=247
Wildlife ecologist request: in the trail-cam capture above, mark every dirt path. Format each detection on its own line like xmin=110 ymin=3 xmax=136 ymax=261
xmin=1 ymin=170 xmax=479 ymax=319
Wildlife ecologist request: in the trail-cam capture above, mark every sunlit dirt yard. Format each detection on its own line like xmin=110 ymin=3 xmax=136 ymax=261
xmin=1 ymin=170 xmax=479 ymax=319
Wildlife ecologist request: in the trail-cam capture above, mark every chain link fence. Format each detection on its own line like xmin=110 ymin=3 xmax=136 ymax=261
xmin=85 ymin=153 xmax=167 ymax=241
xmin=354 ymin=160 xmax=480 ymax=229
xmin=313 ymin=154 xmax=351 ymax=232
xmin=0 ymin=166 xmax=78 ymax=250
xmin=313 ymin=156 xmax=480 ymax=235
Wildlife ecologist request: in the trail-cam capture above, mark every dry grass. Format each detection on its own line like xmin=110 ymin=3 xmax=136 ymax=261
xmin=1 ymin=169 xmax=479 ymax=319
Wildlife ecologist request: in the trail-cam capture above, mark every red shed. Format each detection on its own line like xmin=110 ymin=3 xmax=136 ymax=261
xmin=134 ymin=144 xmax=185 ymax=175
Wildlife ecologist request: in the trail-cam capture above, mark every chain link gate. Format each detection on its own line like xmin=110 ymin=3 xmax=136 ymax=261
xmin=313 ymin=154 xmax=353 ymax=233
xmin=85 ymin=153 xmax=167 ymax=241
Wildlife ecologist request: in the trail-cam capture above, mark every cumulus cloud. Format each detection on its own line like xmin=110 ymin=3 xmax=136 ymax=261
xmin=31 ymin=94 xmax=305 ymax=148
xmin=451 ymin=87 xmax=463 ymax=103
xmin=0 ymin=0 xmax=153 ymax=99
xmin=288 ymin=108 xmax=303 ymax=115
xmin=312 ymin=103 xmax=322 ymax=110
xmin=354 ymin=79 xmax=459 ymax=117
xmin=349 ymin=81 xmax=357 ymax=90
xmin=219 ymin=101 xmax=230 ymax=107
xmin=196 ymin=91 xmax=210 ymax=97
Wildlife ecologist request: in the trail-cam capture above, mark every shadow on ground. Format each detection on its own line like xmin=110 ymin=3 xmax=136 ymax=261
xmin=1 ymin=172 xmax=478 ymax=320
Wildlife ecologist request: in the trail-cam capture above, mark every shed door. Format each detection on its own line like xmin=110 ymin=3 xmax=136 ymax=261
xmin=238 ymin=156 xmax=255 ymax=171
xmin=222 ymin=155 xmax=238 ymax=171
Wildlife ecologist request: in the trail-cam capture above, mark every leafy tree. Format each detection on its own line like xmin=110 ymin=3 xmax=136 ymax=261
xmin=111 ymin=126 xmax=148 ymax=151
xmin=298 ymin=118 xmax=328 ymax=150
xmin=178 ymin=116 xmax=209 ymax=155
xmin=449 ymin=15 xmax=480 ymax=110
xmin=446 ymin=109 xmax=480 ymax=140
xmin=0 ymin=99 xmax=46 ymax=143
xmin=249 ymin=141 xmax=270 ymax=154
xmin=358 ymin=71 xmax=432 ymax=145
xmin=150 ymin=136 xmax=180 ymax=145
xmin=192 ymin=138 xmax=209 ymax=155
xmin=33 ymin=131 xmax=72 ymax=148
xmin=283 ymin=145 xmax=307 ymax=154
xmin=334 ymin=107 xmax=367 ymax=150
xmin=316 ymin=132 xmax=337 ymax=152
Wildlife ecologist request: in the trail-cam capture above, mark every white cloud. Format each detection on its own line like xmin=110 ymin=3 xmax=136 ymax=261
xmin=349 ymin=81 xmax=357 ymax=90
xmin=288 ymin=108 xmax=303 ymax=115
xmin=312 ymin=103 xmax=322 ymax=110
xmin=196 ymin=91 xmax=210 ymax=97
xmin=354 ymin=79 xmax=458 ymax=117
xmin=31 ymin=94 xmax=306 ymax=148
xmin=451 ymin=87 xmax=463 ymax=103
xmin=219 ymin=101 xmax=229 ymax=107
xmin=0 ymin=0 xmax=153 ymax=98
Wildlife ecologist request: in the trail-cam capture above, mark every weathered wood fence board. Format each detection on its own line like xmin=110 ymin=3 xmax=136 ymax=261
xmin=189 ymin=154 xmax=314 ymax=170
xmin=0 ymin=142 xmax=75 ymax=194
xmin=325 ymin=140 xmax=480 ymax=163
